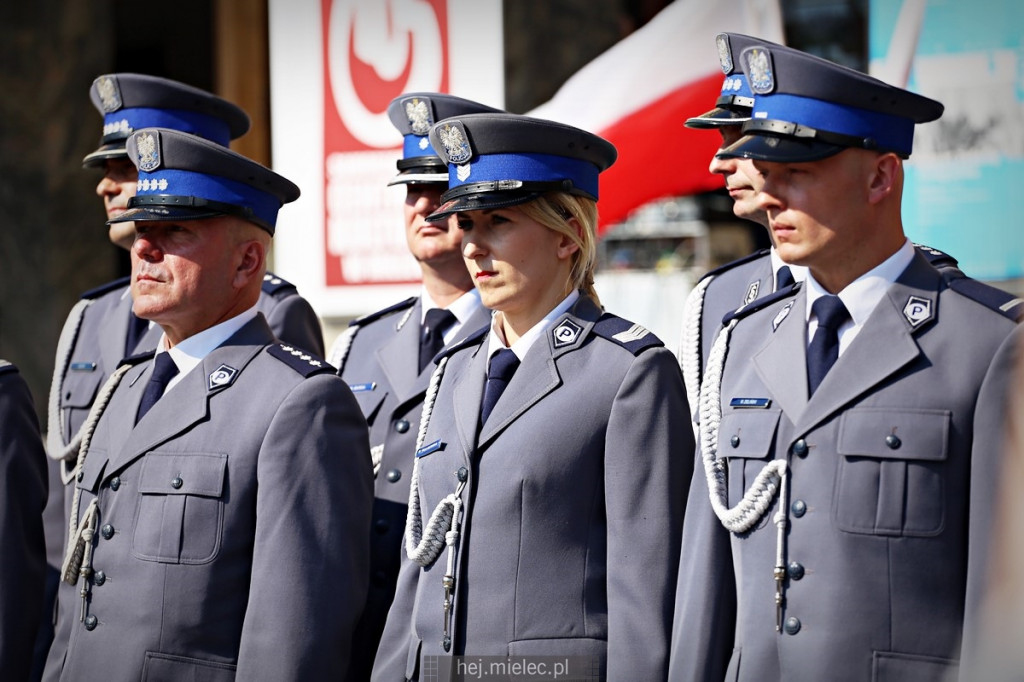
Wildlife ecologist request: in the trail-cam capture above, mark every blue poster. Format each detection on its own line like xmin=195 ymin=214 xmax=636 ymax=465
xmin=870 ymin=0 xmax=1024 ymax=281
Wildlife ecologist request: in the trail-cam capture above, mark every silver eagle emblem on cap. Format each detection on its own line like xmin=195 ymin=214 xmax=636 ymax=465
xmin=95 ymin=75 xmax=123 ymax=112
xmin=404 ymin=97 xmax=433 ymax=136
xmin=135 ymin=132 xmax=160 ymax=172
xmin=716 ymin=34 xmax=733 ymax=74
xmin=438 ymin=122 xmax=472 ymax=164
xmin=745 ymin=47 xmax=775 ymax=94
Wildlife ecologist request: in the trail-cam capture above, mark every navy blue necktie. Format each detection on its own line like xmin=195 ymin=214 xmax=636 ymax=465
xmin=419 ymin=308 xmax=456 ymax=372
xmin=776 ymin=265 xmax=795 ymax=290
xmin=480 ymin=348 xmax=520 ymax=425
xmin=806 ymin=295 xmax=850 ymax=396
xmin=136 ymin=353 xmax=179 ymax=423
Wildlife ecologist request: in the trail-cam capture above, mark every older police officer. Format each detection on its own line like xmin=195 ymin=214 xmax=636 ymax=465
xmin=330 ymin=93 xmax=499 ymax=682
xmin=670 ymin=42 xmax=1022 ymax=681
xmin=373 ymin=113 xmax=692 ymax=680
xmin=43 ymin=128 xmax=372 ymax=681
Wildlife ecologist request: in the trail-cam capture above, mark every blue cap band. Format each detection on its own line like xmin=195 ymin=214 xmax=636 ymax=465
xmin=402 ymin=134 xmax=439 ymax=160
xmin=751 ymin=92 xmax=916 ymax=155
xmin=102 ymin=107 xmax=232 ymax=146
xmin=448 ymin=152 xmax=600 ymax=199
xmin=135 ymin=168 xmax=281 ymax=228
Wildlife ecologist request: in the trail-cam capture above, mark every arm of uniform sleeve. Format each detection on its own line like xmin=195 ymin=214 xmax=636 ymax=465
xmin=668 ymin=442 xmax=737 ymax=681
xmin=371 ymin=532 xmax=422 ymax=680
xmin=235 ymin=373 xmax=373 ymax=680
xmin=604 ymin=347 xmax=693 ymax=680
xmin=959 ymin=324 xmax=1022 ymax=680
xmin=0 ymin=370 xmax=48 ymax=681
xmin=265 ymin=294 xmax=326 ymax=358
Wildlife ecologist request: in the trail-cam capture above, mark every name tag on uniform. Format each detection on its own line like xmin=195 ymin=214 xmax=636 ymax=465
xmin=348 ymin=382 xmax=376 ymax=393
xmin=416 ymin=439 xmax=445 ymax=458
xmin=70 ymin=362 xmax=97 ymax=371
xmin=730 ymin=397 xmax=772 ymax=409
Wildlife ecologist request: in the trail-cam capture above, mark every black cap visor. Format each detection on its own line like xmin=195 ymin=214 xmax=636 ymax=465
xmin=82 ymin=142 xmax=129 ymax=168
xmin=109 ymin=195 xmax=273 ymax=234
xmin=427 ymin=189 xmax=544 ymax=223
xmin=717 ymin=132 xmax=846 ymax=163
xmin=684 ymin=106 xmax=751 ymax=129
xmin=387 ymin=156 xmax=449 ymax=186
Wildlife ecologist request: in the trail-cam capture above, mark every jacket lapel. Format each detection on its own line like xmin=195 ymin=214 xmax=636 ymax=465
xmin=752 ymin=291 xmax=810 ymax=420
xmin=377 ymin=298 xmax=423 ymax=402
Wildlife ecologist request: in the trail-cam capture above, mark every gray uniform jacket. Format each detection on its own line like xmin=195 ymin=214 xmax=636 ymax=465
xmin=373 ymin=295 xmax=693 ymax=681
xmin=337 ymin=296 xmax=491 ymax=682
xmin=43 ymin=315 xmax=372 ymax=682
xmin=0 ymin=361 xmax=47 ymax=681
xmin=669 ymin=253 xmax=1021 ymax=681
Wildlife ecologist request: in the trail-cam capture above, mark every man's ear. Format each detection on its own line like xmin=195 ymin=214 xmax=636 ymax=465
xmin=234 ymin=238 xmax=266 ymax=288
xmin=867 ymin=152 xmax=901 ymax=205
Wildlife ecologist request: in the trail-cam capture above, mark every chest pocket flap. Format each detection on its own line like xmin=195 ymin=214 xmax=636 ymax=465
xmin=139 ymin=452 xmax=227 ymax=497
xmin=718 ymin=410 xmax=781 ymax=460
xmin=62 ymin=367 xmax=104 ymax=408
xmin=838 ymin=408 xmax=949 ymax=461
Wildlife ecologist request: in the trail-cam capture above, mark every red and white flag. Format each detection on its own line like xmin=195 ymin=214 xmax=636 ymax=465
xmin=528 ymin=0 xmax=785 ymax=234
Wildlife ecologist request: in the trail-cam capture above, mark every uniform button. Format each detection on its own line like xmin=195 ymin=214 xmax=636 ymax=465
xmin=730 ymin=435 xmax=741 ymax=448
xmin=109 ymin=476 xmax=120 ymax=491
xmin=394 ymin=420 xmax=410 ymax=434
xmin=84 ymin=614 xmax=98 ymax=631
xmin=386 ymin=469 xmax=401 ymax=483
xmin=787 ymin=561 xmax=805 ymax=580
xmin=101 ymin=524 xmax=115 ymax=540
xmin=457 ymin=467 xmax=468 ymax=482
xmin=375 ymin=519 xmax=390 ymax=534
xmin=791 ymin=500 xmax=807 ymax=518
xmin=784 ymin=616 xmax=801 ymax=635
xmin=93 ymin=571 xmax=106 ymax=586
xmin=371 ymin=570 xmax=388 ymax=588
xmin=77 ymin=471 xmax=84 ymax=483
xmin=885 ymin=434 xmax=902 ymax=450
xmin=171 ymin=477 xmax=183 ymax=489
xmin=791 ymin=439 xmax=808 ymax=457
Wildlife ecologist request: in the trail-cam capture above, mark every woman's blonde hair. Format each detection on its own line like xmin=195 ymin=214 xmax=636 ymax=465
xmin=516 ymin=192 xmax=601 ymax=306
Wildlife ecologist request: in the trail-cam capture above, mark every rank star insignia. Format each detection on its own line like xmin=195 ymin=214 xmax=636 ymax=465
xmin=903 ymin=296 xmax=933 ymax=328
xmin=745 ymin=47 xmax=775 ymax=94
xmin=136 ymin=132 xmax=161 ymax=172
xmin=96 ymin=75 xmax=122 ymax=112
xmin=438 ymin=122 xmax=472 ymax=164
xmin=404 ymin=97 xmax=433 ymax=135
xmin=208 ymin=364 xmax=239 ymax=390
xmin=552 ymin=319 xmax=582 ymax=348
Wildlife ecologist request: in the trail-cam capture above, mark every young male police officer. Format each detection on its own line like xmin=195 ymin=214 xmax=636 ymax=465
xmin=43 ymin=128 xmax=372 ymax=681
xmin=670 ymin=42 xmax=1021 ymax=681
xmin=327 ymin=93 xmax=500 ymax=681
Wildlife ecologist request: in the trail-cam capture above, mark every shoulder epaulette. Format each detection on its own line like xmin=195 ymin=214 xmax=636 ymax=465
xmin=262 ymin=272 xmax=299 ymax=297
xmin=349 ymin=296 xmax=417 ymax=328
xmin=913 ymin=243 xmax=958 ymax=270
xmin=438 ymin=325 xmax=488 ymax=360
xmin=266 ymin=343 xmax=336 ymax=377
xmin=591 ymin=313 xmax=664 ymax=355
xmin=946 ymin=277 xmax=1024 ymax=321
xmin=119 ymin=350 xmax=155 ymax=368
xmin=80 ymin=276 xmax=131 ymax=300
xmin=697 ymin=248 xmax=772 ymax=283
xmin=722 ymin=281 xmax=802 ymax=326
xmin=0 ymin=359 xmax=15 ymax=376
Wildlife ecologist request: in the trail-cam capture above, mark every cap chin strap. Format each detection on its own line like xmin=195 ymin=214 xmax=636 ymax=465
xmin=440 ymin=178 xmax=581 ymax=203
xmin=126 ymin=195 xmax=272 ymax=233
xmin=743 ymin=118 xmax=881 ymax=152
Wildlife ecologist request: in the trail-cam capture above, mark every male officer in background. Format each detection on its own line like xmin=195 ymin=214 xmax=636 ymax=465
xmin=43 ymin=128 xmax=372 ymax=681
xmin=327 ymin=93 xmax=498 ymax=681
xmin=38 ymin=74 xmax=325 ymax=676
xmin=671 ymin=42 xmax=1020 ymax=681
xmin=0 ymin=360 xmax=47 ymax=681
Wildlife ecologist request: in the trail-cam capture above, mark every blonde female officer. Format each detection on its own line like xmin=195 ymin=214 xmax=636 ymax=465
xmin=372 ymin=113 xmax=693 ymax=681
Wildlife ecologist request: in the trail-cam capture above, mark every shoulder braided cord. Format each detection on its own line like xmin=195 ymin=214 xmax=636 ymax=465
xmin=60 ymin=362 xmax=133 ymax=586
xmin=404 ymin=356 xmax=464 ymax=568
xmin=698 ymin=318 xmax=788 ymax=534
xmin=680 ymin=276 xmax=712 ymax=424
xmin=327 ymin=325 xmax=359 ymax=372
xmin=46 ymin=299 xmax=93 ymax=470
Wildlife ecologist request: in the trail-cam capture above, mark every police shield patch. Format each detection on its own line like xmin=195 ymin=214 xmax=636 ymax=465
xmin=208 ymin=364 xmax=239 ymax=390
xmin=903 ymin=296 xmax=933 ymax=328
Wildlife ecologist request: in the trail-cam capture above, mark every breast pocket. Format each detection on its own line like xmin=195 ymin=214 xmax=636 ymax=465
xmin=61 ymin=367 xmax=104 ymax=439
xmin=835 ymin=408 xmax=950 ymax=536
xmin=718 ymin=410 xmax=782 ymax=514
xmin=132 ymin=452 xmax=227 ymax=564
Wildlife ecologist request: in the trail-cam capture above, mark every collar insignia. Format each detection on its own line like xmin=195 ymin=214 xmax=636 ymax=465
xmin=772 ymin=301 xmax=795 ymax=331
xmin=903 ymin=295 xmax=933 ymax=328
xmin=552 ymin=319 xmax=583 ymax=348
xmin=208 ymin=364 xmax=239 ymax=390
xmin=744 ymin=281 xmax=760 ymax=305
